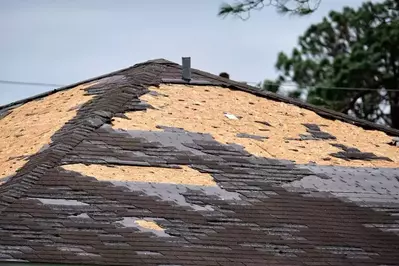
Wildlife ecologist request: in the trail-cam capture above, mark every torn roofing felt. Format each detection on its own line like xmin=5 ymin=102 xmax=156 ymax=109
xmin=0 ymin=58 xmax=398 ymax=266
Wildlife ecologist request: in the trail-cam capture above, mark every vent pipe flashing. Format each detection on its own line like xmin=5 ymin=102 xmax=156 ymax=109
xmin=182 ymin=57 xmax=191 ymax=81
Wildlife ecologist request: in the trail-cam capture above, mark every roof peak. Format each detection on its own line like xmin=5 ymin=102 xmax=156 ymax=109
xmin=1 ymin=58 xmax=399 ymax=136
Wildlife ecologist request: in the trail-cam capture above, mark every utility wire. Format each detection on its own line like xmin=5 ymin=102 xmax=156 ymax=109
xmin=0 ymin=78 xmax=398 ymax=92
xmin=0 ymin=79 xmax=64 ymax=87
xmin=246 ymin=81 xmax=398 ymax=92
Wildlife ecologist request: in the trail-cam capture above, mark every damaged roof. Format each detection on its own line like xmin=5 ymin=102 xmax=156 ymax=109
xmin=0 ymin=58 xmax=399 ymax=266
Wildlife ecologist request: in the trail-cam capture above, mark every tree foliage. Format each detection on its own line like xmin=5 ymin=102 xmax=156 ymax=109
xmin=218 ymin=0 xmax=321 ymax=19
xmin=275 ymin=0 xmax=399 ymax=128
xmin=257 ymin=79 xmax=281 ymax=93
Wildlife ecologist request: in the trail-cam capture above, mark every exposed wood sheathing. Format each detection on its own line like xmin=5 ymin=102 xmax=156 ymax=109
xmin=113 ymin=84 xmax=399 ymax=167
xmin=0 ymin=83 xmax=95 ymax=178
xmin=135 ymin=220 xmax=164 ymax=231
xmin=62 ymin=164 xmax=217 ymax=186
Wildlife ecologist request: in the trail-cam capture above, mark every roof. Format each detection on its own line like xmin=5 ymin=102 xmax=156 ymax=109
xmin=0 ymin=58 xmax=398 ymax=266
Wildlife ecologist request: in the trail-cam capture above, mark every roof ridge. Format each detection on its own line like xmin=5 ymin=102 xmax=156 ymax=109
xmin=181 ymin=65 xmax=399 ymax=136
xmin=0 ymin=59 xmax=179 ymax=113
xmin=133 ymin=58 xmax=178 ymax=67
xmin=159 ymin=62 xmax=399 ymax=135
xmin=2 ymin=58 xmax=398 ymax=136
xmin=0 ymin=65 xmax=137 ymax=112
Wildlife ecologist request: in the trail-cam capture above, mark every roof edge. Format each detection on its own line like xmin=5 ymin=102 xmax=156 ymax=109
xmin=0 ymin=59 xmax=159 ymax=112
xmin=0 ymin=66 xmax=126 ymax=111
xmin=231 ymin=84 xmax=399 ymax=136
xmin=187 ymin=66 xmax=399 ymax=137
xmin=0 ymin=59 xmax=180 ymax=112
xmin=2 ymin=58 xmax=398 ymax=136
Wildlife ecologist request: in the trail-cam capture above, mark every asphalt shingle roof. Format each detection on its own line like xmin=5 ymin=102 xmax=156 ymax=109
xmin=0 ymin=59 xmax=398 ymax=266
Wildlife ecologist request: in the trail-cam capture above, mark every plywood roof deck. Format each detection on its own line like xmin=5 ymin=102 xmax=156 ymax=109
xmin=135 ymin=219 xmax=164 ymax=231
xmin=62 ymin=164 xmax=216 ymax=186
xmin=112 ymin=84 xmax=398 ymax=167
xmin=0 ymin=83 xmax=95 ymax=179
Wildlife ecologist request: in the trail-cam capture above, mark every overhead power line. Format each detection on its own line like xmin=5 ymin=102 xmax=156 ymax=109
xmin=247 ymin=81 xmax=399 ymax=92
xmin=0 ymin=79 xmax=64 ymax=87
xmin=0 ymin=78 xmax=398 ymax=92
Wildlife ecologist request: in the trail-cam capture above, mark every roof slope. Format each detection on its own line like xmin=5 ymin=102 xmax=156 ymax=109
xmin=0 ymin=59 xmax=398 ymax=266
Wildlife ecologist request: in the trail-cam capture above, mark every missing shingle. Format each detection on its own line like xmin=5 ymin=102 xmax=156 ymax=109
xmin=62 ymin=164 xmax=217 ymax=186
xmin=135 ymin=220 xmax=164 ymax=231
xmin=115 ymin=217 xmax=171 ymax=237
xmin=110 ymin=84 xmax=398 ymax=167
xmin=0 ymin=82 xmax=95 ymax=179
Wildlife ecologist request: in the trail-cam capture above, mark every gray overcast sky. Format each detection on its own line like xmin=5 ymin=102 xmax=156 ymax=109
xmin=0 ymin=0 xmax=365 ymax=106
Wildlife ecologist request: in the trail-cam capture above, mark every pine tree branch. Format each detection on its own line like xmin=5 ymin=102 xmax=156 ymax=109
xmin=218 ymin=0 xmax=321 ymax=19
xmin=340 ymin=92 xmax=370 ymax=114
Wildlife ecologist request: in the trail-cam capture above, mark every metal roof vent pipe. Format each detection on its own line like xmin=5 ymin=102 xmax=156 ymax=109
xmin=182 ymin=57 xmax=191 ymax=82
xmin=219 ymin=72 xmax=230 ymax=79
